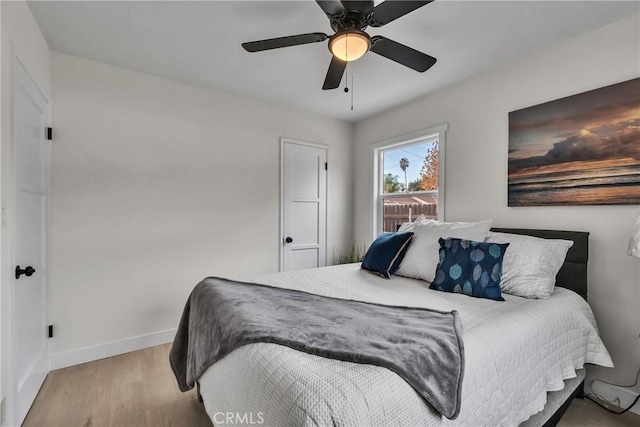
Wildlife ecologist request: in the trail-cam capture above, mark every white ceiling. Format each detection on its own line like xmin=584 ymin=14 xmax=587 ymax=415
xmin=28 ymin=1 xmax=639 ymax=122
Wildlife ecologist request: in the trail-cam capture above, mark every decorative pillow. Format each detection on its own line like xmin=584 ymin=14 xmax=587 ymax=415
xmin=430 ymin=238 xmax=509 ymax=301
xmin=395 ymin=219 xmax=493 ymax=282
xmin=484 ymin=232 xmax=574 ymax=299
xmin=361 ymin=232 xmax=415 ymax=278
xmin=397 ymin=214 xmax=428 ymax=232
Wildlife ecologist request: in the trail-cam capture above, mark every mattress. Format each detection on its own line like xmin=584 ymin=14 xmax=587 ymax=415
xmin=198 ymin=264 xmax=612 ymax=426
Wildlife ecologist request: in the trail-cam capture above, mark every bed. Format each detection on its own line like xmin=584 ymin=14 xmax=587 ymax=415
xmin=174 ymin=228 xmax=612 ymax=426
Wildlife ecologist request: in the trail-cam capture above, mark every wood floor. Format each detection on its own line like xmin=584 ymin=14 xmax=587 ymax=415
xmin=24 ymin=344 xmax=212 ymax=427
xmin=23 ymin=343 xmax=640 ymax=427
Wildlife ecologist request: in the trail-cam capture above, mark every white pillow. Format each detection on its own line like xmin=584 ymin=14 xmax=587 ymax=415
xmin=485 ymin=232 xmax=574 ymax=299
xmin=397 ymin=214 xmax=428 ymax=232
xmin=395 ymin=219 xmax=493 ymax=283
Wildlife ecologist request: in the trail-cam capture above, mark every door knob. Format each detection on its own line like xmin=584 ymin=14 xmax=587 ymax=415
xmin=16 ymin=265 xmax=36 ymax=279
xmin=285 ymin=237 xmax=293 ymax=244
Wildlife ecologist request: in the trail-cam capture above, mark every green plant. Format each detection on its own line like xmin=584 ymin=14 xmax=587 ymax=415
xmin=335 ymin=243 xmax=365 ymax=264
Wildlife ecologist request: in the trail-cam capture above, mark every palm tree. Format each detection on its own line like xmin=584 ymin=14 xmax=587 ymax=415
xmin=399 ymin=158 xmax=409 ymax=192
xmin=384 ymin=173 xmax=401 ymax=193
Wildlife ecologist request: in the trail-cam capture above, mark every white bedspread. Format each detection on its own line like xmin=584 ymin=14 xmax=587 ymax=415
xmin=199 ymin=264 xmax=612 ymax=426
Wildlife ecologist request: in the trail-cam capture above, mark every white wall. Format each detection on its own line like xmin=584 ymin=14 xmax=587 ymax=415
xmin=353 ymin=15 xmax=640 ymax=390
xmin=0 ymin=1 xmax=51 ymax=424
xmin=50 ymin=53 xmax=353 ymax=361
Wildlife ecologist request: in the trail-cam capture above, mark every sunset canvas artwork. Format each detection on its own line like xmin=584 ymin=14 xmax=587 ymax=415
xmin=508 ymin=78 xmax=640 ymax=206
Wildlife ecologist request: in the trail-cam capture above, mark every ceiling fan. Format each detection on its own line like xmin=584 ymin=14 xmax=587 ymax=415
xmin=242 ymin=0 xmax=437 ymax=90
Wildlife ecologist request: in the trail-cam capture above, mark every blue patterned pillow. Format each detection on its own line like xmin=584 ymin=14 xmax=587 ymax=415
xmin=429 ymin=238 xmax=509 ymax=301
xmin=361 ymin=232 xmax=414 ymax=278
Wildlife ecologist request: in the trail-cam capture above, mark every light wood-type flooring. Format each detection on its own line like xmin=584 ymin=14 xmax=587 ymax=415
xmin=23 ymin=343 xmax=640 ymax=427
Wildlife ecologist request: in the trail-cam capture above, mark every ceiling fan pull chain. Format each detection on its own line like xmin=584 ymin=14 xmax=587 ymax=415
xmin=345 ymin=33 xmax=348 ymax=62
xmin=344 ymin=35 xmax=351 ymax=97
xmin=350 ymin=67 xmax=354 ymax=111
xmin=344 ymin=62 xmax=350 ymax=93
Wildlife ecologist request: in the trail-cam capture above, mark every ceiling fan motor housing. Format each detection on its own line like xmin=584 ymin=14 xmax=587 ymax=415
xmin=328 ymin=0 xmax=375 ymax=32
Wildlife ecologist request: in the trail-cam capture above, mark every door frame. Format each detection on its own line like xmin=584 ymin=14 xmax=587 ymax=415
xmin=5 ymin=45 xmax=52 ymax=427
xmin=279 ymin=137 xmax=328 ymax=272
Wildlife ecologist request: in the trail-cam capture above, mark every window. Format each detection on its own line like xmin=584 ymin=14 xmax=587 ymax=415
xmin=371 ymin=124 xmax=447 ymax=237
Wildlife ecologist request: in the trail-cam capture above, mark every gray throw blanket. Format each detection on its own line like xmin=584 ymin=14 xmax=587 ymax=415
xmin=170 ymin=277 xmax=465 ymax=420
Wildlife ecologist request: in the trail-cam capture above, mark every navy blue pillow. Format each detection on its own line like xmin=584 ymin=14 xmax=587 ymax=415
xmin=361 ymin=232 xmax=414 ymax=278
xmin=429 ymin=238 xmax=509 ymax=301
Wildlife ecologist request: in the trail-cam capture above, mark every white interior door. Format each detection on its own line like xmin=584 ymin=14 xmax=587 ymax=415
xmin=12 ymin=55 xmax=51 ymax=425
xmin=281 ymin=139 xmax=327 ymax=271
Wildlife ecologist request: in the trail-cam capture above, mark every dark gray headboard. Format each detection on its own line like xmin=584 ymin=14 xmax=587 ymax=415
xmin=491 ymin=228 xmax=589 ymax=300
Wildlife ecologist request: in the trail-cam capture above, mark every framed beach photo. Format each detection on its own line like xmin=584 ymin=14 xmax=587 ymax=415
xmin=508 ymin=78 xmax=640 ymax=206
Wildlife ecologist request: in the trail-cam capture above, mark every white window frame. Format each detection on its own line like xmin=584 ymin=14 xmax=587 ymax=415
xmin=370 ymin=124 xmax=448 ymax=239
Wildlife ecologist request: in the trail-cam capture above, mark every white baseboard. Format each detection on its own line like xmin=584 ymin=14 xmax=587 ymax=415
xmin=50 ymin=328 xmax=177 ymax=370
xmin=590 ymin=380 xmax=640 ymax=416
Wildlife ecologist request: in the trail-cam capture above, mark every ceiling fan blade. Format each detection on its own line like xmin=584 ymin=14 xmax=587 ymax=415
xmin=370 ymin=36 xmax=436 ymax=72
xmin=242 ymin=33 xmax=328 ymax=52
xmin=370 ymin=0 xmax=434 ymax=27
xmin=316 ymin=0 xmax=346 ymax=18
xmin=322 ymin=56 xmax=347 ymax=90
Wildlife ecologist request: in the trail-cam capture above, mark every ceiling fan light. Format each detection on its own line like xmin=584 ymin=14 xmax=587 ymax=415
xmin=329 ymin=31 xmax=370 ymax=62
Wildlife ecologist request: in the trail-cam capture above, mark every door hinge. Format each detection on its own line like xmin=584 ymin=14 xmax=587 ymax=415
xmin=325 ymin=162 xmax=328 ymax=171
xmin=48 ymin=324 xmax=53 ymax=338
xmin=46 ymin=127 xmax=53 ymax=141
